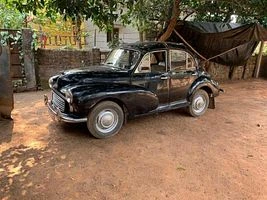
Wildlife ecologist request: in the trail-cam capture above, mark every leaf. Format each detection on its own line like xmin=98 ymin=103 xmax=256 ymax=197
xmin=176 ymin=165 xmax=186 ymax=171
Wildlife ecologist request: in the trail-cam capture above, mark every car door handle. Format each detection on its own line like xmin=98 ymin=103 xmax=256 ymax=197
xmin=160 ymin=76 xmax=169 ymax=80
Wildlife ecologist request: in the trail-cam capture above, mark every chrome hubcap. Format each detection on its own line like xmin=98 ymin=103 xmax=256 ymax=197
xmin=96 ymin=110 xmax=118 ymax=134
xmin=192 ymin=95 xmax=206 ymax=114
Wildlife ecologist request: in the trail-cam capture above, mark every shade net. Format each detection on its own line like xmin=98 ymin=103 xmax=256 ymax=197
xmin=167 ymin=21 xmax=267 ymax=66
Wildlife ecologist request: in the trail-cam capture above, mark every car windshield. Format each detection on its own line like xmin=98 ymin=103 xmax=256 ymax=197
xmin=104 ymin=48 xmax=140 ymax=70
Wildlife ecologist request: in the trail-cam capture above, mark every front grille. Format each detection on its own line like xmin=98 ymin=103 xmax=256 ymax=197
xmin=52 ymin=91 xmax=65 ymax=112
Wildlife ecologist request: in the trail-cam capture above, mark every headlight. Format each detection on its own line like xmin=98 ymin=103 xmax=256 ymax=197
xmin=61 ymin=88 xmax=73 ymax=104
xmin=65 ymin=90 xmax=73 ymax=103
xmin=48 ymin=77 xmax=54 ymax=88
xmin=48 ymin=75 xmax=59 ymax=88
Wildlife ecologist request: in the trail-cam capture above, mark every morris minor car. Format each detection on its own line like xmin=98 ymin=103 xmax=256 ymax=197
xmin=45 ymin=42 xmax=222 ymax=138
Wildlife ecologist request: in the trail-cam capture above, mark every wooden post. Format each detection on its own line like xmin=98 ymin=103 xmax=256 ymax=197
xmin=94 ymin=29 xmax=97 ymax=47
xmin=255 ymin=41 xmax=265 ymax=78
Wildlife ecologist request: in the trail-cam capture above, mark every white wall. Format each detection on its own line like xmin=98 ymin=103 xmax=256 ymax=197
xmin=85 ymin=21 xmax=140 ymax=51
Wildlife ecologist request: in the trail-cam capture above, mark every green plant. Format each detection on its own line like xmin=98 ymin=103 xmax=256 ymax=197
xmin=107 ymin=35 xmax=122 ymax=49
xmin=31 ymin=31 xmax=39 ymax=50
xmin=0 ymin=31 xmax=22 ymax=46
xmin=0 ymin=1 xmax=24 ymax=29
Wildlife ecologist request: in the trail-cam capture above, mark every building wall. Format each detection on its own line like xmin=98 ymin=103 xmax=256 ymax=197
xmin=85 ymin=21 xmax=139 ymax=51
xmin=205 ymin=57 xmax=257 ymax=81
xmin=37 ymin=48 xmax=100 ymax=88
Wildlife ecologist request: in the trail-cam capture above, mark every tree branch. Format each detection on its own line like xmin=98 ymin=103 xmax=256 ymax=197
xmin=158 ymin=0 xmax=181 ymax=42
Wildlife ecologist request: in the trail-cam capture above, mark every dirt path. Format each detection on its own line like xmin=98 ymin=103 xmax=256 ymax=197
xmin=0 ymin=79 xmax=266 ymax=200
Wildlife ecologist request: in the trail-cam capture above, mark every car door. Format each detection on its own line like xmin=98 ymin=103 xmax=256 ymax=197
xmin=169 ymin=49 xmax=198 ymax=102
xmin=131 ymin=51 xmax=169 ymax=105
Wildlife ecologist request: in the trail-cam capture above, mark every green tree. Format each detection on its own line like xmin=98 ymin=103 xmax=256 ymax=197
xmin=46 ymin=0 xmax=128 ymax=48
xmin=46 ymin=0 xmax=90 ymax=48
xmin=0 ymin=0 xmax=25 ymax=29
xmin=187 ymin=0 xmax=267 ymax=27
xmin=125 ymin=0 xmax=267 ymax=41
xmin=8 ymin=0 xmax=45 ymax=27
xmin=2 ymin=0 xmax=129 ymax=48
xmin=121 ymin=0 xmax=174 ymax=41
xmin=3 ymin=0 xmax=266 ymax=45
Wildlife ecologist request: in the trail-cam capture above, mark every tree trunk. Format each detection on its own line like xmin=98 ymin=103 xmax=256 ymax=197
xmin=73 ymin=18 xmax=82 ymax=49
xmin=139 ymin=31 xmax=143 ymax=42
xmin=158 ymin=0 xmax=180 ymax=42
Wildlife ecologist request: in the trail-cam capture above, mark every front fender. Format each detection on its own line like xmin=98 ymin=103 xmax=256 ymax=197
xmin=72 ymin=83 xmax=159 ymax=116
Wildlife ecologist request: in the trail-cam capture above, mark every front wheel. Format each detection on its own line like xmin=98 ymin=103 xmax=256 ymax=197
xmin=188 ymin=89 xmax=209 ymax=117
xmin=87 ymin=101 xmax=124 ymax=139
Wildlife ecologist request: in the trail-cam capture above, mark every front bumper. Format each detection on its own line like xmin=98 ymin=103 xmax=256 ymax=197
xmin=44 ymin=94 xmax=87 ymax=123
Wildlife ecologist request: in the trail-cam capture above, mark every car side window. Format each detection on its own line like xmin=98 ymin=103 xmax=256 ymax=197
xmin=136 ymin=53 xmax=151 ymax=73
xmin=151 ymin=51 xmax=166 ymax=73
xmin=170 ymin=50 xmax=195 ymax=72
xmin=135 ymin=51 xmax=166 ymax=73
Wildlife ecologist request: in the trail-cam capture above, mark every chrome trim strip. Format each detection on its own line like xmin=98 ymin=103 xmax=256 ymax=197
xmin=157 ymin=99 xmax=188 ymax=111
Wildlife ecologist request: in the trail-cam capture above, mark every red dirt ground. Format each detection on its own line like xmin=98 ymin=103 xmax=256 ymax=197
xmin=0 ymin=79 xmax=266 ymax=200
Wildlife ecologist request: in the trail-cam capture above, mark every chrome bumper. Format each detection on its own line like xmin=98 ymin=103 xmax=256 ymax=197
xmin=44 ymin=94 xmax=87 ymax=123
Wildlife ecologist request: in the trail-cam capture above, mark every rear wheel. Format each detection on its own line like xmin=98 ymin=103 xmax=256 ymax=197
xmin=188 ymin=89 xmax=209 ymax=117
xmin=87 ymin=101 xmax=124 ymax=139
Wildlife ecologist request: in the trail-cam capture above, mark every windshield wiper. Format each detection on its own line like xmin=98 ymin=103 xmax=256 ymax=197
xmin=103 ymin=62 xmax=124 ymax=70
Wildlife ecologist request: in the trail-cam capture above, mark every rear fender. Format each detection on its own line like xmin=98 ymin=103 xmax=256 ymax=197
xmin=188 ymin=77 xmax=220 ymax=109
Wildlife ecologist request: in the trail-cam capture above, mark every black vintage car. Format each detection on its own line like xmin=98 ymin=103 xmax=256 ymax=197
xmin=45 ymin=42 xmax=222 ymax=138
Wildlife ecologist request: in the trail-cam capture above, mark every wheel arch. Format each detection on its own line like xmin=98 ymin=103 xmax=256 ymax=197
xmin=199 ymin=86 xmax=213 ymax=96
xmin=198 ymin=86 xmax=215 ymax=109
xmin=188 ymin=81 xmax=216 ymax=109
xmin=91 ymin=97 xmax=129 ymax=123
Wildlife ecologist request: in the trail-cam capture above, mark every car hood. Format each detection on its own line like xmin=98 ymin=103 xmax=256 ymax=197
xmin=52 ymin=65 xmax=130 ymax=91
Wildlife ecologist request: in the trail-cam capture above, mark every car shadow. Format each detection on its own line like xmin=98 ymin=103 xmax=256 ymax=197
xmin=46 ymin=108 xmax=190 ymax=140
xmin=48 ymin=122 xmax=95 ymax=139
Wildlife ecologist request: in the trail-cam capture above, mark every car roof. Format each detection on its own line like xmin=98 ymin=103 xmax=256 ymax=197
xmin=120 ymin=41 xmax=186 ymax=52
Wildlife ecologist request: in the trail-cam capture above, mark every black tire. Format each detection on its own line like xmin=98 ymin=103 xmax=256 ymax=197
xmin=188 ymin=89 xmax=209 ymax=117
xmin=87 ymin=101 xmax=124 ymax=139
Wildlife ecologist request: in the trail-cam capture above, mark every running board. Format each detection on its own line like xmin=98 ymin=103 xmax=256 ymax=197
xmin=156 ymin=100 xmax=189 ymax=112
xmin=136 ymin=99 xmax=189 ymax=117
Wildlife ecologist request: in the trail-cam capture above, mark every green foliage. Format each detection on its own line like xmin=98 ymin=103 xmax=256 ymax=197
xmin=45 ymin=0 xmax=129 ymax=31
xmin=122 ymin=0 xmax=267 ymax=40
xmin=121 ymin=0 xmax=173 ymax=35
xmin=186 ymin=0 xmax=267 ymax=27
xmin=9 ymin=0 xmax=45 ymax=16
xmin=1 ymin=0 xmax=266 ymax=43
xmin=0 ymin=1 xmax=25 ymax=28
xmin=107 ymin=34 xmax=122 ymax=49
xmin=0 ymin=31 xmax=22 ymax=46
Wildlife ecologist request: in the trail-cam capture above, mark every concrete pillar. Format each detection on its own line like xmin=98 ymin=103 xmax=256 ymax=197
xmin=92 ymin=48 xmax=100 ymax=65
xmin=254 ymin=41 xmax=265 ymax=78
xmin=22 ymin=28 xmax=37 ymax=90
xmin=0 ymin=46 xmax=13 ymax=119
